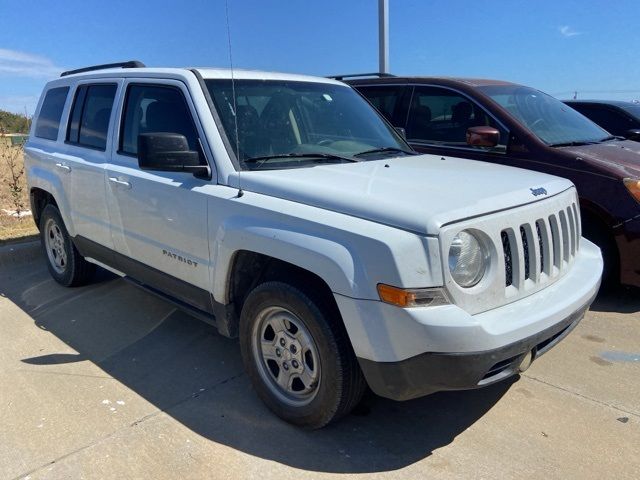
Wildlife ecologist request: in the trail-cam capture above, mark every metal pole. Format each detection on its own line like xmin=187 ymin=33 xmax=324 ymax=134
xmin=378 ymin=0 xmax=389 ymax=73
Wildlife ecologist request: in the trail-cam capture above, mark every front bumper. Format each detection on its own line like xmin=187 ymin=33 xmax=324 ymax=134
xmin=615 ymin=216 xmax=640 ymax=287
xmin=358 ymin=293 xmax=593 ymax=400
xmin=334 ymin=239 xmax=602 ymax=401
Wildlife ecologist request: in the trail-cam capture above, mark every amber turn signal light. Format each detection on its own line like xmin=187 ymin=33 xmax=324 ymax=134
xmin=377 ymin=284 xmax=450 ymax=308
xmin=623 ymin=178 xmax=640 ymax=203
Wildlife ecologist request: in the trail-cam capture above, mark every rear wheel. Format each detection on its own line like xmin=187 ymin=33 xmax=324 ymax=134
xmin=40 ymin=204 xmax=94 ymax=287
xmin=239 ymin=281 xmax=365 ymax=428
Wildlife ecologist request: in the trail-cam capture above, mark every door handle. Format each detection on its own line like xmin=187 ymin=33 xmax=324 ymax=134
xmin=55 ymin=163 xmax=71 ymax=173
xmin=108 ymin=177 xmax=132 ymax=189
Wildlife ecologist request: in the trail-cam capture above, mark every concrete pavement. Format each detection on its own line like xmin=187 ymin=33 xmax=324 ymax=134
xmin=1 ymin=242 xmax=638 ymax=479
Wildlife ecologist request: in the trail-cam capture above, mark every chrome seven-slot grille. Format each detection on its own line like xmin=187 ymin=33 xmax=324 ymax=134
xmin=501 ymin=201 xmax=581 ymax=289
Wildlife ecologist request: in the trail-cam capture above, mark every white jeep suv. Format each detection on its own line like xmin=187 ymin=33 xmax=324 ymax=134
xmin=25 ymin=61 xmax=603 ymax=428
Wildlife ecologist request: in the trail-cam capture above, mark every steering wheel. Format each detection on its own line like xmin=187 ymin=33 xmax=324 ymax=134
xmin=316 ymin=139 xmax=333 ymax=146
xmin=529 ymin=118 xmax=546 ymax=130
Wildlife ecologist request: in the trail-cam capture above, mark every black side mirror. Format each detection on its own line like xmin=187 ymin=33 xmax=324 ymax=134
xmin=625 ymin=129 xmax=640 ymax=141
xmin=138 ymin=133 xmax=209 ymax=177
xmin=394 ymin=127 xmax=407 ymax=139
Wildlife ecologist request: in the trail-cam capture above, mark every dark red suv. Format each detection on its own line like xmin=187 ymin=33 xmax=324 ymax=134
xmin=340 ymin=74 xmax=640 ymax=287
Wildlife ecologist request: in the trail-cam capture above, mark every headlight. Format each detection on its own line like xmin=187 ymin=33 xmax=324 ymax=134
xmin=623 ymin=178 xmax=640 ymax=203
xmin=448 ymin=230 xmax=488 ymax=287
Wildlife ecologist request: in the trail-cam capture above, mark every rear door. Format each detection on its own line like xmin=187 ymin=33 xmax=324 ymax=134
xmin=353 ymin=84 xmax=410 ymax=127
xmin=61 ymin=81 xmax=120 ymax=248
xmin=105 ymin=79 xmax=213 ymax=310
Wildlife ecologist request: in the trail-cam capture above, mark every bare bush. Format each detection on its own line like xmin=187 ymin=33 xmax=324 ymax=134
xmin=1 ymin=141 xmax=27 ymax=215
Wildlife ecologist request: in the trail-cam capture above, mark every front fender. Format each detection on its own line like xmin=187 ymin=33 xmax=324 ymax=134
xmin=211 ymin=216 xmax=366 ymax=303
xmin=206 ymin=191 xmax=444 ymax=306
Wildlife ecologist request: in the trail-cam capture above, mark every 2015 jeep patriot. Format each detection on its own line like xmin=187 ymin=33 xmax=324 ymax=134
xmin=25 ymin=61 xmax=603 ymax=428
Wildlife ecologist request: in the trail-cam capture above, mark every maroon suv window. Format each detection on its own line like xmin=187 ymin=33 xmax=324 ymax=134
xmin=406 ymin=86 xmax=506 ymax=150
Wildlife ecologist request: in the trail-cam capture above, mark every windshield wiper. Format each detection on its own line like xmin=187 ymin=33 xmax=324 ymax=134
xmin=600 ymin=135 xmax=625 ymax=142
xmin=244 ymin=152 xmax=359 ymax=169
xmin=548 ymin=140 xmax=601 ymax=147
xmin=353 ymin=146 xmax=417 ymax=157
xmin=550 ymin=136 xmax=624 ymax=147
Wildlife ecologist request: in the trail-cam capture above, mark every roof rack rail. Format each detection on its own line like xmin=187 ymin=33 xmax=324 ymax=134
xmin=60 ymin=60 xmax=146 ymax=77
xmin=329 ymin=72 xmax=396 ymax=81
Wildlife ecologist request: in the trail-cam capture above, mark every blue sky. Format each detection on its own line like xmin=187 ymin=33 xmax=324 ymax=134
xmin=1 ymin=0 xmax=639 ymax=115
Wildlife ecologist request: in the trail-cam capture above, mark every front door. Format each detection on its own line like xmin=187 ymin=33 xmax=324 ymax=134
xmin=105 ymin=79 xmax=213 ymax=310
xmin=404 ymin=86 xmax=511 ymax=161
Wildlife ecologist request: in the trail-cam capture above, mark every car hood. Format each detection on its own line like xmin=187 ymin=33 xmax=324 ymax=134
xmin=560 ymin=140 xmax=640 ymax=178
xmin=237 ymin=154 xmax=573 ymax=236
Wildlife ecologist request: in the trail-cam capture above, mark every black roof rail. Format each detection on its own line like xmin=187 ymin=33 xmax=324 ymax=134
xmin=329 ymin=72 xmax=396 ymax=81
xmin=60 ymin=60 xmax=146 ymax=77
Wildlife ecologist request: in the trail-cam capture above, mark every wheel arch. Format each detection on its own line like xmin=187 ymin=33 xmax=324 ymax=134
xmin=212 ymin=223 xmax=367 ymax=306
xmin=210 ymin=220 xmax=368 ymax=338
xmin=30 ymin=187 xmax=59 ymax=229
xmin=227 ymin=250 xmax=341 ymax=313
xmin=579 ymin=199 xmax=620 ymax=284
xmin=27 ymin=166 xmax=75 ymax=235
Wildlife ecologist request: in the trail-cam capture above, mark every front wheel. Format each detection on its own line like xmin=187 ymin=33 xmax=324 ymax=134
xmin=239 ymin=281 xmax=365 ymax=428
xmin=581 ymin=215 xmax=619 ymax=289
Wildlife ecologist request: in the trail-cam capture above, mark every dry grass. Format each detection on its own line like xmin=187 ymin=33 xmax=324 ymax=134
xmin=0 ymin=216 xmax=38 ymax=242
xmin=0 ymin=143 xmax=38 ymax=243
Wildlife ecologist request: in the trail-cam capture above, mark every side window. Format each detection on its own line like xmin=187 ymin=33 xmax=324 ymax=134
xmin=406 ymin=86 xmax=508 ymax=151
xmin=356 ymin=85 xmax=403 ymax=123
xmin=120 ymin=84 xmax=201 ymax=159
xmin=67 ymin=84 xmax=117 ymax=150
xmin=572 ymin=105 xmax=633 ymax=136
xmin=35 ymin=87 xmax=69 ymax=140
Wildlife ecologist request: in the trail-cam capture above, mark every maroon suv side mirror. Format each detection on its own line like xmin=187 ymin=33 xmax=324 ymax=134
xmin=466 ymin=126 xmax=500 ymax=147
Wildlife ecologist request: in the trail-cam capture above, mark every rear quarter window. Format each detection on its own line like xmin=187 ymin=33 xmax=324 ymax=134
xmin=34 ymin=86 xmax=70 ymax=140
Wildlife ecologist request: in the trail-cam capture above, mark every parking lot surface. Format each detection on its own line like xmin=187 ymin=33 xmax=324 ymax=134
xmin=1 ymin=241 xmax=639 ymax=479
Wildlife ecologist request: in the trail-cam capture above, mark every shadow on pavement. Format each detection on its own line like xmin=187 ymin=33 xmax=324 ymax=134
xmin=590 ymin=285 xmax=640 ymax=314
xmin=2 ymin=257 xmax=514 ymax=474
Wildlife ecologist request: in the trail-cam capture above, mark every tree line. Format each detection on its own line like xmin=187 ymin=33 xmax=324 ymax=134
xmin=0 ymin=110 xmax=31 ymax=134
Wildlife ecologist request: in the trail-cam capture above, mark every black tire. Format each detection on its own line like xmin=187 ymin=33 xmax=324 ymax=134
xmin=582 ymin=215 xmax=619 ymax=289
xmin=239 ymin=281 xmax=366 ymax=428
xmin=39 ymin=204 xmax=94 ymax=287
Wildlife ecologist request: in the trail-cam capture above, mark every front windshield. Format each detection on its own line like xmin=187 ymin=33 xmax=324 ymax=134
xmin=479 ymin=85 xmax=611 ymax=146
xmin=622 ymin=104 xmax=640 ymax=120
xmin=205 ymin=79 xmax=409 ymax=169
